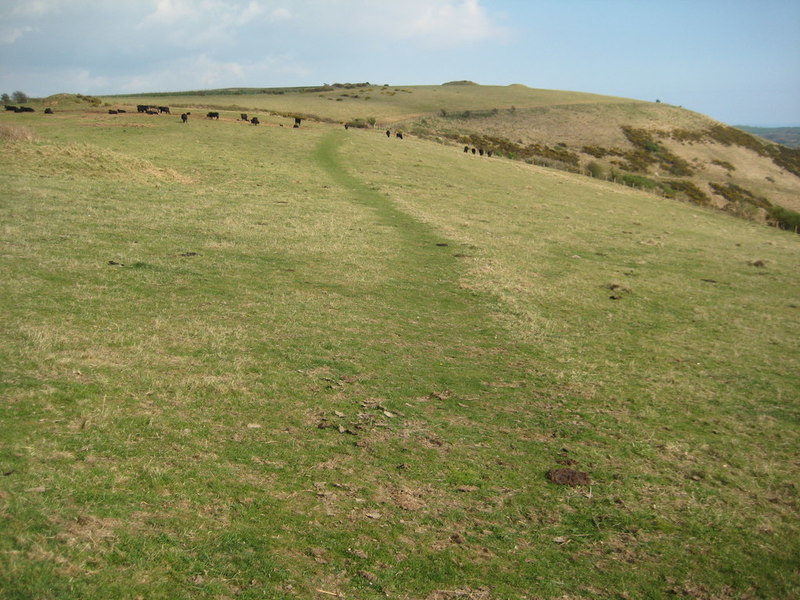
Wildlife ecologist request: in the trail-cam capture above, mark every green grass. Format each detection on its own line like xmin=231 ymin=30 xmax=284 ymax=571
xmin=1 ymin=107 xmax=799 ymax=599
xmin=105 ymin=84 xmax=641 ymax=126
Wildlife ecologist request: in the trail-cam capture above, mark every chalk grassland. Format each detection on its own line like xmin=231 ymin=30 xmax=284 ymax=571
xmin=108 ymin=84 xmax=641 ymax=125
xmin=0 ymin=108 xmax=799 ymax=599
xmin=106 ymin=84 xmax=800 ymax=216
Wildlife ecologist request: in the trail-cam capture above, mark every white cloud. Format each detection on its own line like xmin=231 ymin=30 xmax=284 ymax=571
xmin=405 ymin=0 xmax=501 ymax=46
xmin=297 ymin=0 xmax=504 ymax=48
xmin=9 ymin=0 xmax=70 ymax=18
xmin=0 ymin=25 xmax=33 ymax=45
xmin=140 ymin=1 xmax=292 ymax=47
xmin=270 ymin=7 xmax=291 ymax=21
xmin=145 ymin=0 xmax=198 ymax=24
xmin=118 ymin=53 xmax=310 ymax=92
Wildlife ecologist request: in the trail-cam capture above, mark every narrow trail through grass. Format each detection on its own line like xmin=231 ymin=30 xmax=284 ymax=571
xmin=309 ymin=129 xmax=536 ymax=395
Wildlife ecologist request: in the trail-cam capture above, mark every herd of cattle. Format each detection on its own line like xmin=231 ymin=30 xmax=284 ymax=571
xmin=4 ymin=103 xmax=494 ymax=156
xmin=5 ymin=105 xmax=41 ymax=113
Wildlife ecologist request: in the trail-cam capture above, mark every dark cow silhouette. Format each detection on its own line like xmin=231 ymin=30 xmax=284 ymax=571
xmin=479 ymin=148 xmax=484 ymax=156
xmin=137 ymin=105 xmax=147 ymax=113
xmin=158 ymin=106 xmax=170 ymax=114
xmin=15 ymin=107 xmax=34 ymax=112
xmin=117 ymin=109 xmax=126 ymax=113
xmin=487 ymin=150 xmax=493 ymax=157
xmin=464 ymin=146 xmax=469 ymax=153
xmin=386 ymin=130 xmax=391 ymax=138
xmin=396 ymin=132 xmax=403 ymax=139
xmin=44 ymin=108 xmax=53 ymax=114
xmin=250 ymin=117 xmax=260 ymax=125
xmin=344 ymin=123 xmax=349 ymax=130
xmin=5 ymin=105 xmax=17 ymax=111
xmin=207 ymin=112 xmax=220 ymax=119
xmin=146 ymin=110 xmax=158 ymax=115
xmin=181 ymin=113 xmax=188 ymax=124
xmin=109 ymin=110 xmax=118 ymax=114
xmin=294 ymin=117 xmax=302 ymax=126
xmin=471 ymin=148 xmax=476 ymax=154
xmin=241 ymin=113 xmax=248 ymax=121
xmin=293 ymin=123 xmax=299 ymax=128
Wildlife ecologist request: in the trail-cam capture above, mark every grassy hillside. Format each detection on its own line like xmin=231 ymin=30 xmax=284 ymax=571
xmin=104 ymin=84 xmax=800 ymax=227
xmin=1 ymin=100 xmax=799 ymax=599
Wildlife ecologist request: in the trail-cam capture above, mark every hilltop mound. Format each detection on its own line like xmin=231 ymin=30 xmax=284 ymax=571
xmin=442 ymin=80 xmax=479 ymax=86
xmin=43 ymin=93 xmax=103 ymax=107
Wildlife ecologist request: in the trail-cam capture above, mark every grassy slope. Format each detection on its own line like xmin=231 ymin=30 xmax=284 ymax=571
xmin=105 ymin=84 xmax=800 ymax=215
xmin=106 ymin=85 xmax=640 ymax=125
xmin=1 ymin=107 xmax=799 ymax=599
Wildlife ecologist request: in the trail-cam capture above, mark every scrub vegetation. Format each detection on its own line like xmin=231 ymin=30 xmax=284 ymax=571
xmin=1 ymin=87 xmax=799 ymax=599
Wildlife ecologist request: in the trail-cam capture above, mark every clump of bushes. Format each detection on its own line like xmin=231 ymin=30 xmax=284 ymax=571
xmin=709 ymin=182 xmax=771 ymax=209
xmin=620 ymin=126 xmax=694 ymax=176
xmin=767 ymin=205 xmax=800 ymax=232
xmin=344 ymin=117 xmax=376 ymax=128
xmin=618 ymin=173 xmax=659 ymax=190
xmin=711 ymin=159 xmax=736 ymax=172
xmin=448 ymin=132 xmax=580 ymax=169
xmin=586 ymin=161 xmax=606 ymax=179
xmin=582 ymin=145 xmax=610 ymax=158
xmin=75 ymin=93 xmax=102 ymax=106
xmin=662 ymin=180 xmax=712 ymax=206
xmin=768 ymin=143 xmax=800 ymax=178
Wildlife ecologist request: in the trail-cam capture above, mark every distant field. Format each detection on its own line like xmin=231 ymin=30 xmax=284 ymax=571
xmin=738 ymin=126 xmax=800 ymax=148
xmin=1 ymin=100 xmax=799 ymax=599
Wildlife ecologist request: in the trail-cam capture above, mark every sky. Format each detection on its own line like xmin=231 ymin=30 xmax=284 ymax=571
xmin=1 ymin=0 xmax=798 ymax=126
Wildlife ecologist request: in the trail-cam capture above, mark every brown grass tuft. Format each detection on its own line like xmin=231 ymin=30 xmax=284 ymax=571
xmin=0 ymin=124 xmax=38 ymax=142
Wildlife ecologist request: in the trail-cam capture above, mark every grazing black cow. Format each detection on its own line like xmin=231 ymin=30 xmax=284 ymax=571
xmin=386 ymin=130 xmax=391 ymax=138
xmin=471 ymin=148 xmax=476 ymax=154
xmin=158 ymin=106 xmax=170 ymax=114
xmin=293 ymin=123 xmax=299 ymax=128
xmin=487 ymin=150 xmax=493 ymax=157
xmin=479 ymin=148 xmax=484 ymax=156
xmin=5 ymin=105 xmax=17 ymax=111
xmin=241 ymin=113 xmax=248 ymax=121
xmin=16 ymin=107 xmax=34 ymax=112
xmin=109 ymin=110 xmax=118 ymax=114
xmin=396 ymin=132 xmax=403 ymax=139
xmin=207 ymin=112 xmax=220 ymax=119
xmin=294 ymin=117 xmax=302 ymax=126
xmin=137 ymin=104 xmax=148 ymax=113
xmin=181 ymin=113 xmax=188 ymax=124
xmin=250 ymin=117 xmax=260 ymax=125
xmin=464 ymin=146 xmax=469 ymax=153
xmin=117 ymin=109 xmax=126 ymax=113
xmin=344 ymin=123 xmax=349 ymax=130
xmin=146 ymin=110 xmax=158 ymax=115
xmin=44 ymin=108 xmax=53 ymax=114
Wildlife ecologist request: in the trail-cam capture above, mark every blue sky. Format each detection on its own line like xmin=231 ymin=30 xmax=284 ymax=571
xmin=1 ymin=0 xmax=798 ymax=126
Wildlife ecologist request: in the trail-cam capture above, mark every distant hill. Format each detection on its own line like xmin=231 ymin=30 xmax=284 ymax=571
xmin=737 ymin=126 xmax=800 ymax=148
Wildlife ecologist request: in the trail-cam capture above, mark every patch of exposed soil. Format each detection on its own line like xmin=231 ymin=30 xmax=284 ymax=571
xmin=546 ymin=468 xmax=591 ymax=486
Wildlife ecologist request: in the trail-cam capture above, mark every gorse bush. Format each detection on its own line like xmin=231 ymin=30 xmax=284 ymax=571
xmin=586 ymin=161 xmax=606 ymax=179
xmin=662 ymin=180 xmax=712 ymax=206
xmin=621 ymin=126 xmax=694 ymax=176
xmin=710 ymin=182 xmax=771 ymax=210
xmin=767 ymin=204 xmax=800 ymax=232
